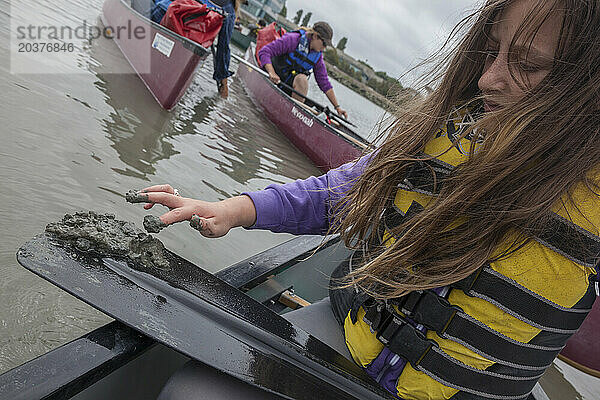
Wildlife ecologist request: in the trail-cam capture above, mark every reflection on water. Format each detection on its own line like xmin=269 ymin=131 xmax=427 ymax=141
xmin=97 ymin=71 xmax=194 ymax=180
xmin=1 ymin=0 xmax=325 ymax=373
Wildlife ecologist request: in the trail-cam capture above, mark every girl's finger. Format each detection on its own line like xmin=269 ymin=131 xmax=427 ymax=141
xmin=144 ymin=203 xmax=154 ymax=210
xmin=145 ymin=192 xmax=183 ymax=209
xmin=160 ymin=208 xmax=187 ymax=225
xmin=140 ymin=184 xmax=174 ymax=194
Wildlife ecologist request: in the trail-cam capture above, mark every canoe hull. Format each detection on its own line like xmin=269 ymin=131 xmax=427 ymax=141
xmin=238 ymin=47 xmax=366 ymax=172
xmin=558 ymin=297 xmax=600 ymax=377
xmin=101 ymin=0 xmax=210 ymax=110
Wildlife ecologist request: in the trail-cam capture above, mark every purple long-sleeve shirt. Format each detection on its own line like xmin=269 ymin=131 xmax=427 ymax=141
xmin=258 ymin=32 xmax=333 ymax=93
xmin=243 ymin=156 xmax=370 ymax=234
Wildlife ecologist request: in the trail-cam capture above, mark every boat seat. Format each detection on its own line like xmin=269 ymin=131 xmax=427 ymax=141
xmin=157 ymin=360 xmax=286 ymax=399
xmin=282 ymin=297 xmax=353 ymax=361
xmin=157 ymin=297 xmax=352 ymax=399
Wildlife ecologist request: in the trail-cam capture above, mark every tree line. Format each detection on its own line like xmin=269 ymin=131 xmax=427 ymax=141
xmin=287 ymin=8 xmax=404 ymax=99
xmin=323 ymin=48 xmax=404 ymax=98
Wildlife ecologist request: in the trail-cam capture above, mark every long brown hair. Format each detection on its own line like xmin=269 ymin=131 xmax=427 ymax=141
xmin=336 ymin=0 xmax=600 ymax=300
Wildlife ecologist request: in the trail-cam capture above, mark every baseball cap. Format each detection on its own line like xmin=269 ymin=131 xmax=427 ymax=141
xmin=313 ymin=21 xmax=333 ymax=47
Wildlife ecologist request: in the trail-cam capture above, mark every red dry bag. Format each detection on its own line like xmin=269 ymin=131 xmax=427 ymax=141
xmin=160 ymin=0 xmax=223 ymax=48
xmin=255 ymin=22 xmax=286 ymax=65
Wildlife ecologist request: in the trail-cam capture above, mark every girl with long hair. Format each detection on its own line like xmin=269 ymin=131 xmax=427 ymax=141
xmin=137 ymin=0 xmax=600 ymax=398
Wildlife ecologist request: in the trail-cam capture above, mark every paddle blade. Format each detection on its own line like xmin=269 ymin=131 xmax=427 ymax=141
xmin=17 ymin=234 xmax=389 ymax=400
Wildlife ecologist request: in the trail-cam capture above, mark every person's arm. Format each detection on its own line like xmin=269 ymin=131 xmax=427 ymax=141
xmin=258 ymin=32 xmax=300 ymax=84
xmin=130 ymin=155 xmax=372 ymax=237
xmin=313 ymin=56 xmax=348 ymax=118
xmin=263 ymin=63 xmax=280 ymax=84
xmin=243 ymin=155 xmax=371 ymax=235
xmin=324 ymin=88 xmax=348 ymax=119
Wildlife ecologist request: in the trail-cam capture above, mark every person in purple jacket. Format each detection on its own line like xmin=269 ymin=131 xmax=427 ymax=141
xmin=258 ymin=21 xmax=348 ymax=119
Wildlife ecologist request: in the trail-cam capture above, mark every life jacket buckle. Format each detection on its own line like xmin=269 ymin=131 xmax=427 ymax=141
xmin=377 ymin=314 xmax=408 ymax=345
xmin=363 ymin=301 xmax=390 ymax=333
xmin=398 ymin=290 xmax=424 ymax=315
xmin=375 ymin=312 xmax=439 ymax=367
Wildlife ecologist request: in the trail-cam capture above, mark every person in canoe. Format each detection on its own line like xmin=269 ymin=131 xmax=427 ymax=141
xmin=133 ymin=0 xmax=600 ymax=398
xmin=249 ymin=18 xmax=267 ymax=38
xmin=258 ymin=21 xmax=349 ymax=119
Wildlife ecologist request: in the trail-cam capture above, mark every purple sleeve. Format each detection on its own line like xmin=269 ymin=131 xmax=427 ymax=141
xmin=243 ymin=155 xmax=371 ymax=235
xmin=258 ymin=32 xmax=301 ymax=66
xmin=313 ymin=54 xmax=333 ymax=93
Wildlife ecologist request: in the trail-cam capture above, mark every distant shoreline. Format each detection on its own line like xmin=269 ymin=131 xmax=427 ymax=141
xmin=325 ymin=62 xmax=395 ymax=111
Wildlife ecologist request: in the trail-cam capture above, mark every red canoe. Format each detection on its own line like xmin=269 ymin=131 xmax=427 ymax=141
xmin=238 ymin=45 xmax=370 ymax=172
xmin=101 ymin=0 xmax=211 ymax=110
xmin=559 ymin=296 xmax=600 ymax=377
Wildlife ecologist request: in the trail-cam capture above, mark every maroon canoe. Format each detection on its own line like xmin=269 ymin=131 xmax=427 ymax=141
xmin=559 ymin=296 xmax=600 ymax=378
xmin=101 ymin=0 xmax=211 ymax=110
xmin=238 ymin=45 xmax=370 ymax=172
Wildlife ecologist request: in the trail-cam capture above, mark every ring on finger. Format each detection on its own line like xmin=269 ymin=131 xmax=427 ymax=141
xmin=173 ymin=188 xmax=180 ymax=197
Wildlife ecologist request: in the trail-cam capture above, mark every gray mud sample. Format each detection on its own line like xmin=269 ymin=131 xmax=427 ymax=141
xmin=45 ymin=211 xmax=170 ymax=269
xmin=190 ymin=215 xmax=203 ymax=232
xmin=125 ymin=189 xmax=149 ymax=204
xmin=144 ymin=215 xmax=167 ymax=233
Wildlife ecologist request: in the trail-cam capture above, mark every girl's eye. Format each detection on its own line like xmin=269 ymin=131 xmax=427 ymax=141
xmin=518 ymin=60 xmax=541 ymax=72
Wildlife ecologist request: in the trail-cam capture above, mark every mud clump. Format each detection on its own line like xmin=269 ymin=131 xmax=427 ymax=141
xmin=190 ymin=215 xmax=204 ymax=232
xmin=45 ymin=211 xmax=170 ymax=269
xmin=125 ymin=190 xmax=150 ymax=204
xmin=144 ymin=215 xmax=167 ymax=233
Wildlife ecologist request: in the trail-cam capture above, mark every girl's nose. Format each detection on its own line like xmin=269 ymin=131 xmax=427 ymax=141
xmin=478 ymin=53 xmax=509 ymax=94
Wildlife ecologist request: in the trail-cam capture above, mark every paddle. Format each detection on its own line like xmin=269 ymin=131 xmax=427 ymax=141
xmin=17 ymin=232 xmax=392 ymax=400
xmin=230 ymin=53 xmax=358 ymax=129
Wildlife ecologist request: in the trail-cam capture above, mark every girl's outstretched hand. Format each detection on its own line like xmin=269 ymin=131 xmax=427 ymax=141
xmin=129 ymin=184 xmax=256 ymax=238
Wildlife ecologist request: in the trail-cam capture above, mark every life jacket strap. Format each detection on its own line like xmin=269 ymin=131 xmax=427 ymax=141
xmin=365 ymin=289 xmax=564 ymax=370
xmin=400 ymin=158 xmax=453 ymax=196
xmin=396 ymin=154 xmax=600 ymax=268
xmin=284 ymin=51 xmax=318 ymax=70
xmin=395 ymin=290 xmax=563 ymax=369
xmin=364 ymin=303 xmax=542 ymax=399
xmin=452 ymin=266 xmax=595 ymax=333
xmin=535 ymin=213 xmax=600 ymax=268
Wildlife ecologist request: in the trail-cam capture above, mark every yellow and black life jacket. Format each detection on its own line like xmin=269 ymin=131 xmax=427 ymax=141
xmin=333 ymin=107 xmax=600 ymax=399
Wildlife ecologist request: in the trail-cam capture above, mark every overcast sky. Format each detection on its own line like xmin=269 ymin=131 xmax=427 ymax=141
xmin=285 ymin=0 xmax=482 ymax=84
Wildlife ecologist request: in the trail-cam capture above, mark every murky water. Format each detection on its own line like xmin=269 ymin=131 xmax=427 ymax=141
xmin=1 ymin=0 xmax=598 ymax=398
xmin=0 ymin=0 xmax=381 ymax=374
